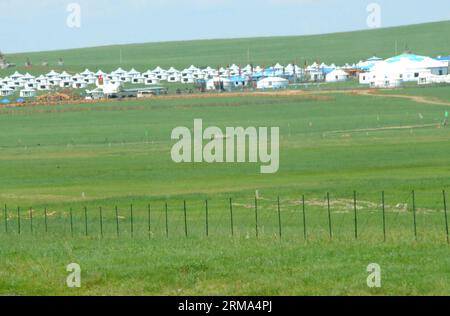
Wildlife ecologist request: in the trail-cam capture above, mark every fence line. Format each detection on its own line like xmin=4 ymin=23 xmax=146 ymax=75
xmin=1 ymin=190 xmax=450 ymax=242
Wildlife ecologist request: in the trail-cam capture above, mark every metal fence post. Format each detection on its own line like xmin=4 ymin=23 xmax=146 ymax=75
xmin=205 ymin=200 xmax=209 ymax=237
xmin=148 ymin=204 xmax=151 ymax=239
xmin=84 ymin=206 xmax=88 ymax=236
xmin=115 ymin=206 xmax=120 ymax=238
xmin=70 ymin=208 xmax=73 ymax=237
xmin=17 ymin=207 xmax=21 ymax=235
xmin=412 ymin=190 xmax=417 ymax=241
xmin=229 ymin=198 xmax=234 ymax=237
xmin=184 ymin=200 xmax=188 ymax=238
xmin=254 ymin=196 xmax=258 ymax=238
xmin=302 ymin=195 xmax=307 ymax=241
xmin=165 ymin=202 xmax=169 ymax=238
xmin=353 ymin=191 xmax=358 ymax=240
xmin=4 ymin=204 xmax=7 ymax=233
xmin=382 ymin=191 xmax=386 ymax=242
xmin=44 ymin=207 xmax=48 ymax=233
xmin=29 ymin=207 xmax=33 ymax=234
xmin=99 ymin=207 xmax=103 ymax=239
xmin=327 ymin=193 xmax=332 ymax=240
xmin=443 ymin=190 xmax=449 ymax=244
xmin=130 ymin=204 xmax=134 ymax=238
xmin=277 ymin=197 xmax=282 ymax=239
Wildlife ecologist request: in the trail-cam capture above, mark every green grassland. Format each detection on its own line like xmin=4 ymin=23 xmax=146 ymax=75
xmin=381 ymin=85 xmax=450 ymax=101
xmin=1 ymin=89 xmax=450 ymax=295
xmin=3 ymin=20 xmax=450 ymax=77
xmin=2 ymin=21 xmax=450 ymax=296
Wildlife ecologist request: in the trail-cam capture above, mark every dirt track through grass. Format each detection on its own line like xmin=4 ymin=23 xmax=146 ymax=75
xmin=346 ymin=89 xmax=450 ymax=107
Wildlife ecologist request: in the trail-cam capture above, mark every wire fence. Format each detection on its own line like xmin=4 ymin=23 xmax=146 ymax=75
xmin=2 ymin=190 xmax=450 ymax=243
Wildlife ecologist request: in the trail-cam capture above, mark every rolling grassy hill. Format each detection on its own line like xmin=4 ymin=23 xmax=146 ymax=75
xmin=3 ymin=20 xmax=450 ymax=76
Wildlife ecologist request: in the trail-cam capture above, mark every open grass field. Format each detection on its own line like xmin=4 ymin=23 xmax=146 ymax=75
xmin=3 ymin=20 xmax=450 ymax=77
xmin=2 ymin=21 xmax=450 ymax=296
xmin=1 ymin=86 xmax=450 ymax=295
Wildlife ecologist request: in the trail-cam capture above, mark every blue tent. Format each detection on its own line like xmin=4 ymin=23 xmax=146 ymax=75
xmin=436 ymin=56 xmax=450 ymax=61
xmin=320 ymin=67 xmax=336 ymax=75
xmin=16 ymin=98 xmax=25 ymax=104
xmin=251 ymin=72 xmax=264 ymax=80
xmin=229 ymin=75 xmax=247 ymax=83
xmin=1 ymin=98 xmax=10 ymax=104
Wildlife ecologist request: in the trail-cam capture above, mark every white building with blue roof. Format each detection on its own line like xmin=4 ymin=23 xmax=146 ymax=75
xmin=359 ymin=53 xmax=449 ymax=87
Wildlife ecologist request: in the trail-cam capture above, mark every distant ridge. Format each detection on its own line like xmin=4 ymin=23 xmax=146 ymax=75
xmin=3 ymin=20 xmax=450 ymax=74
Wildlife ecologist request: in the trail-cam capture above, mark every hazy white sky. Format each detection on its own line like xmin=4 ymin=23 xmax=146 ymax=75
xmin=1 ymin=0 xmax=449 ymax=53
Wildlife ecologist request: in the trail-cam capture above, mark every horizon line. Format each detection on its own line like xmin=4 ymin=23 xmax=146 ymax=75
xmin=5 ymin=19 xmax=449 ymax=56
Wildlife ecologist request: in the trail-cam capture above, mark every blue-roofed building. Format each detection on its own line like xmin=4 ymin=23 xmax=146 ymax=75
xmin=436 ymin=56 xmax=450 ymax=62
xmin=229 ymin=75 xmax=248 ymax=88
xmin=359 ymin=53 xmax=449 ymax=87
xmin=357 ymin=56 xmax=384 ymax=71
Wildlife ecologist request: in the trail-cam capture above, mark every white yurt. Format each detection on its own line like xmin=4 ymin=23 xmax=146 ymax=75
xmin=181 ymin=76 xmax=194 ymax=84
xmin=59 ymin=71 xmax=72 ymax=81
xmin=20 ymin=88 xmax=37 ymax=98
xmin=167 ymin=74 xmax=181 ymax=83
xmin=361 ymin=54 xmax=449 ymax=84
xmin=325 ymin=69 xmax=349 ymax=82
xmin=142 ymin=70 xmax=155 ymax=79
xmin=22 ymin=73 xmax=35 ymax=82
xmin=256 ymin=77 xmax=289 ymax=90
xmin=0 ymin=87 xmax=14 ymax=96
xmin=145 ymin=78 xmax=160 ymax=85
xmin=10 ymin=71 xmax=24 ymax=80
xmin=131 ymin=76 xmax=145 ymax=84
xmin=206 ymin=77 xmax=234 ymax=92
xmin=127 ymin=68 xmax=141 ymax=79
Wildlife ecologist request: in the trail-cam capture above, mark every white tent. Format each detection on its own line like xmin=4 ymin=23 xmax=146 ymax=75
xmin=360 ymin=54 xmax=449 ymax=85
xmin=325 ymin=69 xmax=349 ymax=82
xmin=206 ymin=77 xmax=233 ymax=91
xmin=35 ymin=75 xmax=48 ymax=84
xmin=0 ymin=87 xmax=14 ymax=96
xmin=155 ymin=72 xmax=168 ymax=81
xmin=112 ymin=67 xmax=126 ymax=76
xmin=181 ymin=75 xmax=194 ymax=84
xmin=142 ymin=70 xmax=155 ymax=78
xmin=257 ymin=77 xmax=289 ymax=90
xmin=59 ymin=71 xmax=72 ymax=81
xmin=37 ymin=83 xmax=51 ymax=91
xmin=167 ymin=67 xmax=180 ymax=74
xmin=72 ymin=82 xmax=87 ymax=89
xmin=46 ymin=70 xmax=60 ymax=78
xmin=81 ymin=69 xmax=94 ymax=77
xmin=25 ymin=82 xmax=37 ymax=89
xmin=10 ymin=71 xmax=24 ymax=80
xmin=127 ymin=68 xmax=140 ymax=78
xmin=152 ymin=66 xmax=165 ymax=74
xmin=167 ymin=73 xmax=181 ymax=83
xmin=188 ymin=65 xmax=198 ymax=72
xmin=95 ymin=70 xmax=106 ymax=77
xmin=48 ymin=77 xmax=62 ymax=86
xmin=20 ymin=88 xmax=37 ymax=98
xmin=22 ymin=73 xmax=35 ymax=82
xmin=274 ymin=63 xmax=284 ymax=71
xmin=131 ymin=76 xmax=145 ymax=84
xmin=59 ymin=80 xmax=72 ymax=88
xmin=144 ymin=78 xmax=160 ymax=85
